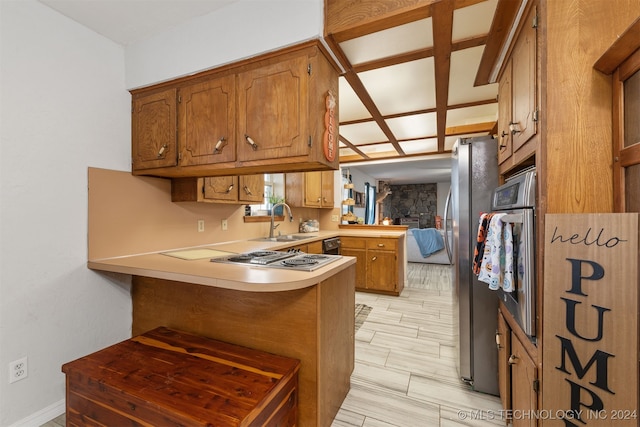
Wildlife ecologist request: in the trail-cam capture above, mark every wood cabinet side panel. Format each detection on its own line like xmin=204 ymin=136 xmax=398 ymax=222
xmin=543 ymin=0 xmax=640 ymax=213
xmin=318 ymin=266 xmax=355 ymax=426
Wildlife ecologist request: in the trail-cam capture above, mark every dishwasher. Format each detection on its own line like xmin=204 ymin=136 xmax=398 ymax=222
xmin=322 ymin=237 xmax=341 ymax=255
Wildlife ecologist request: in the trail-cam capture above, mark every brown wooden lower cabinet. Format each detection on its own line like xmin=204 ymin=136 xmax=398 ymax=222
xmin=497 ymin=307 xmax=539 ymax=426
xmin=497 ymin=309 xmax=512 ymax=412
xmin=129 ymin=266 xmax=355 ymax=427
xmin=510 ymin=332 xmax=538 ymax=427
xmin=62 ymin=327 xmax=300 ymax=427
xmin=341 ymin=236 xmax=403 ymax=295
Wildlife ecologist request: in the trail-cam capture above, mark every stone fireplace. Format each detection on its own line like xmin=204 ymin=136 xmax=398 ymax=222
xmin=380 ymin=183 xmax=437 ymax=228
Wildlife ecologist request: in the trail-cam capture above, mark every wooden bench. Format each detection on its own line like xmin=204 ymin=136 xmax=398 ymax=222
xmin=62 ymin=327 xmax=300 ymax=426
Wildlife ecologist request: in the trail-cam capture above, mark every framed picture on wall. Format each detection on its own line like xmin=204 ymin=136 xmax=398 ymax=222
xmin=355 ymin=191 xmax=365 ymax=207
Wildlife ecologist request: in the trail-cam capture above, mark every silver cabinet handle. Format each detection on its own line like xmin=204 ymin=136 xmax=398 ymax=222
xmin=225 ymin=184 xmax=234 ymax=194
xmin=213 ymin=137 xmax=227 ymax=154
xmin=371 ymin=256 xmax=377 ymax=261
xmin=244 ymin=134 xmax=258 ymax=151
xmin=243 ymin=186 xmax=252 ymax=196
xmin=508 ymin=355 xmax=518 ymax=365
xmin=157 ymin=144 xmax=168 ymax=158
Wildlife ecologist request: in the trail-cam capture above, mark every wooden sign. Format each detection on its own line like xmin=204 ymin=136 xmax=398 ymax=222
xmin=323 ymin=91 xmax=336 ymax=162
xmin=543 ymin=213 xmax=638 ymax=426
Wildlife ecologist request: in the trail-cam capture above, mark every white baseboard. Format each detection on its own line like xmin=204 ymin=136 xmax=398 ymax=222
xmin=9 ymin=399 xmax=65 ymax=427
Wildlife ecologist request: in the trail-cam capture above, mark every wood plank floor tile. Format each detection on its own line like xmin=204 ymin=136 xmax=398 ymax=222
xmin=334 ymin=262 xmax=501 ymax=427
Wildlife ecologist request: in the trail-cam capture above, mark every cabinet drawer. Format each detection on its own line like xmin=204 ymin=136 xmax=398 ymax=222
xmin=341 ymin=237 xmax=366 ymax=249
xmin=366 ymin=238 xmax=398 ymax=251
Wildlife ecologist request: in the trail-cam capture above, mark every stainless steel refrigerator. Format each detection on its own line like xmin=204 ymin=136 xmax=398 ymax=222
xmin=446 ymin=135 xmax=499 ymax=395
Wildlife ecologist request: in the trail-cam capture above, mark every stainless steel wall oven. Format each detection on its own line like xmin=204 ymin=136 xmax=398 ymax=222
xmin=490 ymin=168 xmax=537 ymax=340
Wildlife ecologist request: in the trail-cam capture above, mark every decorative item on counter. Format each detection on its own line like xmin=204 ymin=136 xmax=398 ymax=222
xmin=299 ymin=219 xmax=319 ymax=233
xmin=342 ymin=211 xmax=358 ymax=224
xmin=245 ymin=205 xmax=252 ymax=216
xmin=382 ymin=217 xmax=391 ymax=225
xmin=435 ymin=215 xmax=442 ymax=229
xmin=357 ymin=217 xmax=364 ymax=224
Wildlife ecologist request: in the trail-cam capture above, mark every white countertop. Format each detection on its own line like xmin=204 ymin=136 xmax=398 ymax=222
xmin=88 ymin=230 xmax=406 ymax=292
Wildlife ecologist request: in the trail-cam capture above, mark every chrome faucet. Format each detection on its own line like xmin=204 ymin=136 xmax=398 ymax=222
xmin=269 ymin=202 xmax=294 ymax=239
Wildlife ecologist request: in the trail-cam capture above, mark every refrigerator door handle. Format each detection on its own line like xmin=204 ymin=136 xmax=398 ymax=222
xmin=443 ymin=188 xmax=452 ymax=264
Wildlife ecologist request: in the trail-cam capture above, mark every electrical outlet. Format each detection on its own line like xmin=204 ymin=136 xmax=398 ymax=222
xmin=9 ymin=357 xmax=28 ymax=384
xmin=197 ymin=220 xmax=205 ymax=232
xmin=221 ymin=219 xmax=228 ymax=231
xmin=331 ymin=215 xmax=339 ymax=222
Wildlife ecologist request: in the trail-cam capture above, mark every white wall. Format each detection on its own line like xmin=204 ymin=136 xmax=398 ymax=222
xmin=0 ymin=1 xmax=133 ymax=425
xmin=1 ymin=0 xmax=325 ymax=424
xmin=125 ymin=0 xmax=324 ymax=89
xmin=343 ymin=167 xmax=377 ymax=222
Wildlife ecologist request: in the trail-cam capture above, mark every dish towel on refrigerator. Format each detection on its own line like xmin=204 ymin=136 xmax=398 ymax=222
xmin=473 ymin=213 xmax=494 ymax=274
xmin=478 ymin=213 xmax=514 ymax=291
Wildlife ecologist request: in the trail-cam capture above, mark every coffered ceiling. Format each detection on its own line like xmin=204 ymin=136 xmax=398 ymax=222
xmin=327 ymin=0 xmax=500 ymax=182
xmin=39 ymin=0 xmax=503 ymax=184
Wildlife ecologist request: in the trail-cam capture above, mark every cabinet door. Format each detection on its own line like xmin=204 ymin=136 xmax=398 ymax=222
xmin=367 ymin=250 xmax=397 ymax=293
xmin=341 ymin=247 xmax=366 ymax=289
xmin=497 ymin=310 xmax=512 ymax=412
xmin=498 ymin=60 xmax=513 ymax=165
xmin=307 ymin=240 xmax=323 ymax=254
xmin=511 ymin=6 xmax=537 ymax=151
xmin=203 ymin=176 xmax=238 ymax=202
xmin=511 ymin=332 xmax=538 ymax=427
xmin=320 ymin=170 xmax=334 ymax=208
xmin=179 ymin=76 xmax=236 ymax=166
xmin=238 ymin=175 xmax=264 ymax=203
xmin=237 ymin=55 xmax=310 ymax=161
xmin=304 ymin=171 xmax=323 ymax=207
xmin=132 ymin=88 xmax=178 ymax=171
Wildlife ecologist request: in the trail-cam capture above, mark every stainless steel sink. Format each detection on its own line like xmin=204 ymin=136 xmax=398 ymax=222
xmin=251 ymin=234 xmax=316 ymax=242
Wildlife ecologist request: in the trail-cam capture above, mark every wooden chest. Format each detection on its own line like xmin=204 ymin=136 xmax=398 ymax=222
xmin=62 ymin=327 xmax=300 ymax=426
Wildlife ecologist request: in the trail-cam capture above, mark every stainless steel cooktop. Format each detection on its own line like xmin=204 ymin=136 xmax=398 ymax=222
xmin=210 ymin=250 xmax=341 ymax=272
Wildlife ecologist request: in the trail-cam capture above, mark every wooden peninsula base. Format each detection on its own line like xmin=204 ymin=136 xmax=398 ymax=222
xmin=131 ymin=265 xmax=355 ymax=427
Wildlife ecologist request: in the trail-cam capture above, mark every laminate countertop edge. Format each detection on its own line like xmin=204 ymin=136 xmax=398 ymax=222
xmin=88 ymin=252 xmax=356 ymax=292
xmin=88 ymin=230 xmax=405 ymax=292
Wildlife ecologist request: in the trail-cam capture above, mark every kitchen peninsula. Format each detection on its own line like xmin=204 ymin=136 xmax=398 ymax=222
xmin=88 ymin=168 xmax=356 ymax=427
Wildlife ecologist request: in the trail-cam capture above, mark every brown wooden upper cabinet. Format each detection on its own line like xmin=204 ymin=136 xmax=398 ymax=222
xmin=497 ymin=5 xmax=538 ymax=170
xmin=179 ymin=76 xmax=236 ymax=166
xmin=132 ymin=88 xmax=178 ymax=171
xmin=237 ymin=55 xmax=310 ymax=162
xmin=170 ymin=174 xmax=264 ymax=204
xmin=285 ymin=170 xmax=334 ymax=208
xmin=130 ymin=40 xmax=339 ymax=178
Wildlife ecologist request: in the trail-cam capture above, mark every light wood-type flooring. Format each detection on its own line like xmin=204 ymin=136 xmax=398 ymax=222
xmin=43 ymin=263 xmax=502 ymax=427
xmin=331 ymin=262 xmax=503 ymax=427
